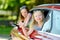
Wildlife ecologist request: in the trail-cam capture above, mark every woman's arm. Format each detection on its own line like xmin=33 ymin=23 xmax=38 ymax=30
xmin=20 ymin=23 xmax=29 ymax=37
xmin=24 ymin=13 xmax=31 ymax=26
xmin=27 ymin=25 xmax=34 ymax=36
xmin=17 ymin=21 xmax=29 ymax=37
xmin=11 ymin=28 xmax=29 ymax=40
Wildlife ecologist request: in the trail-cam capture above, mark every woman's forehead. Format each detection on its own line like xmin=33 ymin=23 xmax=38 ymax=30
xmin=33 ymin=11 xmax=42 ymax=15
xmin=21 ymin=9 xmax=27 ymax=12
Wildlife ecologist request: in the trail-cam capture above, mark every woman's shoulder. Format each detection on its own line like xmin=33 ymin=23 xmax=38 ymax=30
xmin=28 ymin=13 xmax=32 ymax=17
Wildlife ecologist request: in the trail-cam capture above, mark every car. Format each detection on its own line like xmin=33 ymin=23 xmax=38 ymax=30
xmin=30 ymin=4 xmax=60 ymax=35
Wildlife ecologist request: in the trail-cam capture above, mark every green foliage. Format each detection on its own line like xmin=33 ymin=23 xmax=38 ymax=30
xmin=0 ymin=0 xmax=2 ymax=5
xmin=0 ymin=0 xmax=59 ymax=10
xmin=0 ymin=26 xmax=13 ymax=35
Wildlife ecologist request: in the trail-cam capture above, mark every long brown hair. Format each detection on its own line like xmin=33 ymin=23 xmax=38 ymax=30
xmin=18 ymin=6 xmax=29 ymax=22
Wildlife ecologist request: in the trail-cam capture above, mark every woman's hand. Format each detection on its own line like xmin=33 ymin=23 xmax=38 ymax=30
xmin=20 ymin=23 xmax=25 ymax=28
xmin=18 ymin=22 xmax=28 ymax=37
xmin=17 ymin=21 xmax=22 ymax=25
xmin=17 ymin=21 xmax=25 ymax=28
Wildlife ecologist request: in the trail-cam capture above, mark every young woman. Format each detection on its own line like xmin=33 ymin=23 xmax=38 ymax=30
xmin=28 ymin=10 xmax=45 ymax=39
xmin=18 ymin=6 xmax=31 ymax=26
xmin=17 ymin=6 xmax=32 ymax=37
xmin=11 ymin=6 xmax=32 ymax=40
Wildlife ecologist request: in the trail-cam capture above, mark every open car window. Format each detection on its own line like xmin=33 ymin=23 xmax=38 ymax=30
xmin=42 ymin=10 xmax=52 ymax=32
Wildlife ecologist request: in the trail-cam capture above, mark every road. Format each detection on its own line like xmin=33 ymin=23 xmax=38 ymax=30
xmin=0 ymin=35 xmax=10 ymax=40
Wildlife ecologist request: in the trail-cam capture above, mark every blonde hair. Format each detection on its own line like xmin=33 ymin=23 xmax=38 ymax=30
xmin=29 ymin=10 xmax=45 ymax=28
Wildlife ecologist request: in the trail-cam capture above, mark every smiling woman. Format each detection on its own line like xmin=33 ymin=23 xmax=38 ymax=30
xmin=10 ymin=6 xmax=32 ymax=40
xmin=29 ymin=10 xmax=45 ymax=31
xmin=26 ymin=10 xmax=46 ymax=39
xmin=33 ymin=4 xmax=60 ymax=35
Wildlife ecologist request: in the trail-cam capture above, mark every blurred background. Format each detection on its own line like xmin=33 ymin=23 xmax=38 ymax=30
xmin=0 ymin=0 xmax=60 ymax=39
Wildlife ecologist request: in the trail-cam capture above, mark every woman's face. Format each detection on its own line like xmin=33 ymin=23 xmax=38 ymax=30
xmin=33 ymin=11 xmax=44 ymax=22
xmin=21 ymin=9 xmax=28 ymax=18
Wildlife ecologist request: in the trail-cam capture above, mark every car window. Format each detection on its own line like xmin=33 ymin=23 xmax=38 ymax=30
xmin=42 ymin=10 xmax=52 ymax=32
xmin=51 ymin=10 xmax=60 ymax=35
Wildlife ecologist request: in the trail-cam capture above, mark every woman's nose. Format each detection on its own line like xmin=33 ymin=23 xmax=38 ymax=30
xmin=37 ymin=16 xmax=41 ymax=18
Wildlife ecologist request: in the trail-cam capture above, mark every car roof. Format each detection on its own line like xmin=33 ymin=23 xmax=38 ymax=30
xmin=38 ymin=4 xmax=60 ymax=6
xmin=30 ymin=4 xmax=60 ymax=12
